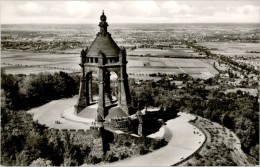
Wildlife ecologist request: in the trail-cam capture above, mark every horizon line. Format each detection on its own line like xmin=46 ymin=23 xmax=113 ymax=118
xmin=2 ymin=22 xmax=259 ymax=25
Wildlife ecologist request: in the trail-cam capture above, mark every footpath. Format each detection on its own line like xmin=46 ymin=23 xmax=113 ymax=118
xmin=93 ymin=113 xmax=205 ymax=166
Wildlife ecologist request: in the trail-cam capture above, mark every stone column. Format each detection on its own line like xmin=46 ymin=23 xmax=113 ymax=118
xmin=118 ymin=48 xmax=131 ymax=115
xmin=97 ymin=67 xmax=105 ymax=122
xmin=86 ymin=74 xmax=90 ymax=106
xmin=104 ymin=70 xmax=112 ymax=105
xmin=117 ymin=75 xmax=121 ymax=104
xmin=114 ymin=80 xmax=118 ymax=100
xmin=97 ymin=51 xmax=106 ymax=122
xmin=75 ymin=50 xmax=88 ymax=113
xmin=75 ymin=72 xmax=87 ymax=113
xmin=88 ymin=71 xmax=93 ymax=103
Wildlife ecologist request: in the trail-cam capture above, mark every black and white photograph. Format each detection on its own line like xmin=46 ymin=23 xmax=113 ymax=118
xmin=0 ymin=0 xmax=259 ymax=166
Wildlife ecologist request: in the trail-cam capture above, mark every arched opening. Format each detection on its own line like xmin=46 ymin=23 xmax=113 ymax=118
xmin=110 ymin=71 xmax=118 ymax=101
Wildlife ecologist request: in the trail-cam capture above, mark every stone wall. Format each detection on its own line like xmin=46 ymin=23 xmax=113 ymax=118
xmin=48 ymin=124 xmax=167 ymax=160
xmin=104 ymin=117 xmax=139 ymax=133
xmin=103 ymin=108 xmax=176 ymax=137
xmin=112 ymin=133 xmax=167 ymax=151
xmin=48 ymin=126 xmax=102 ymax=135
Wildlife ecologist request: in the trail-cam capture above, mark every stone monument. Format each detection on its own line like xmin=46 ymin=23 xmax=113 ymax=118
xmin=75 ymin=11 xmax=131 ymax=122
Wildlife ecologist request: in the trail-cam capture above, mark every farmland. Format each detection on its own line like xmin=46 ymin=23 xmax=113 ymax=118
xmin=127 ymin=48 xmax=205 ymax=58
xmin=1 ymin=50 xmax=218 ymax=79
xmin=127 ymin=56 xmax=218 ymax=79
xmin=197 ymin=42 xmax=260 ymax=58
xmin=1 ymin=51 xmax=80 ymax=74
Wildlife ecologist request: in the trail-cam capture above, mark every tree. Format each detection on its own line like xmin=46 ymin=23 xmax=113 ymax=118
xmin=250 ymin=144 xmax=259 ymax=161
xmin=1 ymin=71 xmax=21 ymax=109
xmin=235 ymin=117 xmax=257 ymax=153
xmin=46 ymin=133 xmax=65 ymax=166
xmin=30 ymin=158 xmax=53 ymax=166
xmin=220 ymin=114 xmax=234 ymax=129
xmin=16 ymin=150 xmax=38 ymax=166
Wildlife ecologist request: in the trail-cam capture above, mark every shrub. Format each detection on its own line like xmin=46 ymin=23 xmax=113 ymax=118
xmin=30 ymin=158 xmax=52 ymax=166
xmin=118 ymin=152 xmax=129 ymax=160
xmin=206 ymin=145 xmax=211 ymax=149
xmin=124 ymin=141 xmax=131 ymax=147
xmin=104 ymin=152 xmax=119 ymax=163
xmin=186 ymin=162 xmax=193 ymax=166
xmin=194 ymin=152 xmax=202 ymax=160
xmin=139 ymin=146 xmax=149 ymax=155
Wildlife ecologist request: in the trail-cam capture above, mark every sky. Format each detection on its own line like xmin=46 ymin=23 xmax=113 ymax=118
xmin=1 ymin=0 xmax=260 ymax=24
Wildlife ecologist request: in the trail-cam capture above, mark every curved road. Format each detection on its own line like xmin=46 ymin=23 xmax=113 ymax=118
xmin=27 ymin=96 xmax=91 ymax=130
xmin=85 ymin=112 xmax=206 ymax=166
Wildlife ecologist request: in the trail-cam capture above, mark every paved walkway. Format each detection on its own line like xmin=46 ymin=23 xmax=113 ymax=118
xmin=98 ymin=112 xmax=205 ymax=166
xmin=27 ymin=96 xmax=92 ymax=130
xmin=62 ymin=106 xmax=95 ymax=124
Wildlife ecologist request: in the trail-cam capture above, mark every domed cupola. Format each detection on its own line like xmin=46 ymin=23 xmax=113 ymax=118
xmin=100 ymin=10 xmax=107 ymax=22
xmin=87 ymin=11 xmax=120 ymax=58
xmin=99 ymin=10 xmax=108 ymax=36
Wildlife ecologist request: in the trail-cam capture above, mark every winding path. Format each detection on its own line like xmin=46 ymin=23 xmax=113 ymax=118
xmin=27 ymin=96 xmax=92 ymax=130
xmin=93 ymin=113 xmax=205 ymax=166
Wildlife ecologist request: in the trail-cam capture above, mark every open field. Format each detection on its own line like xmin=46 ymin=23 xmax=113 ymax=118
xmin=1 ymin=50 xmax=218 ymax=79
xmin=128 ymin=48 xmax=204 ymax=58
xmin=128 ymin=57 xmax=218 ymax=79
xmin=1 ymin=50 xmax=80 ymax=74
xmin=0 ymin=66 xmax=74 ymax=75
xmin=198 ymin=42 xmax=260 ymax=58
